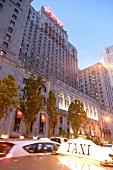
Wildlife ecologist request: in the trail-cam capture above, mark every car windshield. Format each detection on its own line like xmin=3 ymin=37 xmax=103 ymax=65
xmin=0 ymin=142 xmax=14 ymax=158
xmin=51 ymin=138 xmax=61 ymax=144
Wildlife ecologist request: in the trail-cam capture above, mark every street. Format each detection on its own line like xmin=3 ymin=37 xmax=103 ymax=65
xmin=0 ymin=154 xmax=113 ymax=170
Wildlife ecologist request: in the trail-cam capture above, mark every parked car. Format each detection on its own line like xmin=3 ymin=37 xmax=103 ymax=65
xmin=103 ymin=143 xmax=113 ymax=152
xmin=50 ymin=137 xmax=68 ymax=144
xmin=103 ymin=143 xmax=113 ymax=148
xmin=0 ymin=138 xmax=60 ymax=160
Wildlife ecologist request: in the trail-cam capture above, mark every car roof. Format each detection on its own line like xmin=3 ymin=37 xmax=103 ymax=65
xmin=50 ymin=137 xmax=68 ymax=139
xmin=39 ymin=138 xmax=51 ymax=141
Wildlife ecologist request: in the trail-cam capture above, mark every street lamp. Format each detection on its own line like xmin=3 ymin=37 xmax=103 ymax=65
xmin=105 ymin=116 xmax=109 ymax=125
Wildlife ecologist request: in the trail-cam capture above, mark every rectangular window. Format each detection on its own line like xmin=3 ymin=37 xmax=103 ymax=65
xmin=10 ymin=20 xmax=15 ymax=26
xmin=8 ymin=27 xmax=13 ymax=33
xmin=13 ymin=118 xmax=20 ymax=131
xmin=60 ymin=117 xmax=62 ymax=123
xmin=42 ymin=87 xmax=46 ymax=92
xmin=0 ymin=3 xmax=3 ymax=9
xmin=0 ymin=50 xmax=6 ymax=57
xmin=14 ymin=8 xmax=19 ymax=14
xmin=20 ymin=90 xmax=24 ymax=98
xmin=16 ymin=2 xmax=20 ymax=7
xmin=22 ymin=78 xmax=27 ymax=84
xmin=12 ymin=14 xmax=17 ymax=20
xmin=5 ymin=34 xmax=11 ymax=41
xmin=30 ymin=122 xmax=33 ymax=132
xmin=67 ymin=118 xmax=69 ymax=125
xmin=2 ymin=42 xmax=8 ymax=49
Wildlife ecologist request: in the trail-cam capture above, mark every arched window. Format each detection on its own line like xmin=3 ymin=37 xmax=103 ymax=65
xmin=64 ymin=97 xmax=70 ymax=111
xmin=94 ymin=108 xmax=97 ymax=118
xmin=58 ymin=94 xmax=64 ymax=109
xmin=90 ymin=107 xmax=93 ymax=117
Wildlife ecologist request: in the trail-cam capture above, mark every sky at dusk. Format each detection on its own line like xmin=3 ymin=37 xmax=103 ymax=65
xmin=31 ymin=0 xmax=113 ymax=70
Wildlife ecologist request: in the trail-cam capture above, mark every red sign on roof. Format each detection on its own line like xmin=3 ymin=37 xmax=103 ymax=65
xmin=44 ymin=7 xmax=63 ymax=27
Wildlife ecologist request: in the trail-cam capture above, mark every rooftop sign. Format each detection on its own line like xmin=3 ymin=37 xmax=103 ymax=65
xmin=57 ymin=137 xmax=113 ymax=162
xmin=44 ymin=7 xmax=63 ymax=27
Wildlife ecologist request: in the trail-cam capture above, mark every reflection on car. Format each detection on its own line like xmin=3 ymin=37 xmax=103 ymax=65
xmin=0 ymin=153 xmax=106 ymax=170
xmin=0 ymin=139 xmax=60 ymax=160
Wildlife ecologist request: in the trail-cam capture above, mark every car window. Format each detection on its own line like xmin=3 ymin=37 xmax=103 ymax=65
xmin=51 ymin=138 xmax=61 ymax=144
xmin=0 ymin=142 xmax=14 ymax=158
xmin=64 ymin=139 xmax=68 ymax=142
xmin=23 ymin=143 xmax=54 ymax=154
xmin=104 ymin=144 xmax=112 ymax=147
xmin=54 ymin=143 xmax=60 ymax=151
xmin=23 ymin=143 xmax=37 ymax=153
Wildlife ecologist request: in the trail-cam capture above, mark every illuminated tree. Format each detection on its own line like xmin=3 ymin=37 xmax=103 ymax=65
xmin=68 ymin=99 xmax=87 ymax=138
xmin=46 ymin=91 xmax=59 ymax=138
xmin=0 ymin=74 xmax=19 ymax=129
xmin=20 ymin=75 xmax=45 ymax=137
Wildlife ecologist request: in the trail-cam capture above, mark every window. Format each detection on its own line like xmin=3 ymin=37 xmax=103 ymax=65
xmin=42 ymin=87 xmax=46 ymax=92
xmin=14 ymin=8 xmax=19 ymax=14
xmin=18 ymin=0 xmax=22 ymax=2
xmin=30 ymin=122 xmax=33 ymax=132
xmin=60 ymin=116 xmax=62 ymax=123
xmin=2 ymin=42 xmax=8 ymax=49
xmin=5 ymin=34 xmax=11 ymax=41
xmin=1 ymin=0 xmax=5 ymax=2
xmin=13 ymin=118 xmax=20 ymax=131
xmin=12 ymin=14 xmax=17 ymax=20
xmin=23 ymin=143 xmax=54 ymax=154
xmin=67 ymin=118 xmax=69 ymax=125
xmin=59 ymin=96 xmax=63 ymax=108
xmin=8 ymin=27 xmax=13 ymax=33
xmin=16 ymin=2 xmax=20 ymax=7
xmin=0 ymin=50 xmax=6 ymax=57
xmin=64 ymin=138 xmax=68 ymax=142
xmin=10 ymin=20 xmax=15 ymax=26
xmin=22 ymin=78 xmax=27 ymax=84
xmin=20 ymin=90 xmax=24 ymax=98
xmin=0 ymin=3 xmax=3 ymax=9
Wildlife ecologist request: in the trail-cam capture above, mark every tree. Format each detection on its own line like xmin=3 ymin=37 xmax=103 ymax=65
xmin=59 ymin=129 xmax=67 ymax=137
xmin=20 ymin=75 xmax=45 ymax=137
xmin=0 ymin=74 xmax=19 ymax=130
xmin=46 ymin=90 xmax=59 ymax=138
xmin=68 ymin=99 xmax=87 ymax=138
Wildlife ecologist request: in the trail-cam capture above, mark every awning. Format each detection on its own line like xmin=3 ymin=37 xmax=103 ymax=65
xmin=16 ymin=107 xmax=23 ymax=119
xmin=40 ymin=113 xmax=46 ymax=123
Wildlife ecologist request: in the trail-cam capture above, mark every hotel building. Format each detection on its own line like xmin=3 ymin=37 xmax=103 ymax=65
xmin=0 ymin=0 xmax=112 ymax=139
xmin=98 ymin=45 xmax=113 ymax=88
